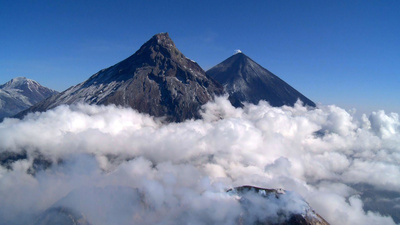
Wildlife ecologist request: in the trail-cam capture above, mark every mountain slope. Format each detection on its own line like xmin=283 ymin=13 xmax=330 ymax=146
xmin=18 ymin=33 xmax=223 ymax=122
xmin=206 ymin=53 xmax=316 ymax=107
xmin=0 ymin=77 xmax=58 ymax=119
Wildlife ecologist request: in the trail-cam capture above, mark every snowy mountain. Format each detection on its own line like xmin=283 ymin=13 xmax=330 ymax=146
xmin=206 ymin=52 xmax=316 ymax=107
xmin=0 ymin=77 xmax=58 ymax=119
xmin=18 ymin=33 xmax=223 ymax=122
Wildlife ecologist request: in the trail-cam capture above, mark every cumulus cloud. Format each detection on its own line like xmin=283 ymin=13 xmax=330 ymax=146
xmin=0 ymin=97 xmax=399 ymax=224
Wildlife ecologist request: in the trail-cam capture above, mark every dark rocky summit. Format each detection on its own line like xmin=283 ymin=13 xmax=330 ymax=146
xmin=206 ymin=53 xmax=316 ymax=107
xmin=17 ymin=33 xmax=223 ymax=122
xmin=0 ymin=77 xmax=58 ymax=120
xmin=229 ymin=186 xmax=330 ymax=225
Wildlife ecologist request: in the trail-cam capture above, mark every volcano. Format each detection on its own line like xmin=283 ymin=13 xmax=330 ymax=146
xmin=206 ymin=52 xmax=316 ymax=107
xmin=18 ymin=33 xmax=223 ymax=122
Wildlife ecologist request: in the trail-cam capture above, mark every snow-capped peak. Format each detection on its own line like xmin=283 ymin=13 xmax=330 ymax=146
xmin=0 ymin=77 xmax=58 ymax=119
xmin=2 ymin=77 xmax=39 ymax=89
xmin=234 ymin=49 xmax=242 ymax=54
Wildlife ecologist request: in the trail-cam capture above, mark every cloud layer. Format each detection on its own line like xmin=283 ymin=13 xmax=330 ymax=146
xmin=0 ymin=97 xmax=399 ymax=224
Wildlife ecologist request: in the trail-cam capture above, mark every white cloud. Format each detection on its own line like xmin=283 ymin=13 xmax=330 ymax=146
xmin=0 ymin=97 xmax=399 ymax=224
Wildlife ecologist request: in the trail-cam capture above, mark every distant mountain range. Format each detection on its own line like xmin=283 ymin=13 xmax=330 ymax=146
xmin=0 ymin=77 xmax=58 ymax=120
xmin=15 ymin=33 xmax=315 ymax=121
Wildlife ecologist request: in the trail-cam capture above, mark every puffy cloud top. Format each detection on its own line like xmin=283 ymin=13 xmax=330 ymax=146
xmin=0 ymin=98 xmax=399 ymax=224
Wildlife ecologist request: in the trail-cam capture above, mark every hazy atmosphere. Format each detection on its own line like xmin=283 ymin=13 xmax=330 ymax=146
xmin=1 ymin=1 xmax=399 ymax=225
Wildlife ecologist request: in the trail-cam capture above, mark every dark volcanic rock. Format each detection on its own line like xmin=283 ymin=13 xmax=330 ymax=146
xmin=206 ymin=53 xmax=316 ymax=107
xmin=0 ymin=151 xmax=27 ymax=170
xmin=17 ymin=33 xmax=223 ymax=122
xmin=0 ymin=150 xmax=53 ymax=175
xmin=0 ymin=77 xmax=58 ymax=119
xmin=229 ymin=185 xmax=329 ymax=225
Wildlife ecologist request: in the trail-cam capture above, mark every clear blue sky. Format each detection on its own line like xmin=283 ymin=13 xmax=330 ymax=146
xmin=1 ymin=0 xmax=399 ymax=114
